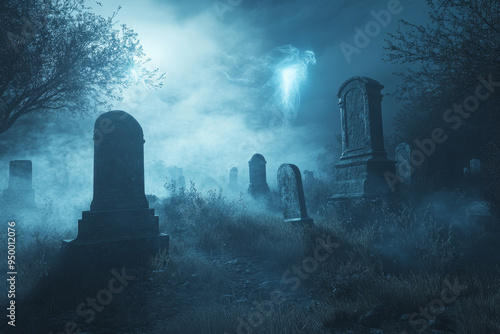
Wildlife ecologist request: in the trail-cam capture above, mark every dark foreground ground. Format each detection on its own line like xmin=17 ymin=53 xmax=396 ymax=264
xmin=1 ymin=187 xmax=499 ymax=334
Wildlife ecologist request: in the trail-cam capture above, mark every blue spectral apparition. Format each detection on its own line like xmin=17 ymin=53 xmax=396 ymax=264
xmin=269 ymin=45 xmax=316 ymax=125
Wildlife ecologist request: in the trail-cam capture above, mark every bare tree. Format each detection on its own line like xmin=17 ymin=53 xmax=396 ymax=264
xmin=385 ymin=0 xmax=500 ymax=107
xmin=384 ymin=0 xmax=500 ymax=193
xmin=0 ymin=0 xmax=163 ymax=134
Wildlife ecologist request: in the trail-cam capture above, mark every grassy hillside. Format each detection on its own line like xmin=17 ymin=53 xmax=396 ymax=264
xmin=0 ymin=183 xmax=499 ymax=333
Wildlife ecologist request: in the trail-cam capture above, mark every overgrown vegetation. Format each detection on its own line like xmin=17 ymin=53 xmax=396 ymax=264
xmin=2 ymin=181 xmax=499 ymax=333
xmin=384 ymin=0 xmax=500 ymax=202
xmin=0 ymin=0 xmax=164 ymax=134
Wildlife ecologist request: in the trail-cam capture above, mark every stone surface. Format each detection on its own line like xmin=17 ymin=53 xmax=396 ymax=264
xmin=248 ymin=153 xmax=270 ymax=198
xmin=62 ymin=110 xmax=168 ymax=268
xmin=8 ymin=160 xmax=33 ymax=190
xmin=90 ymin=111 xmax=148 ymax=211
xmin=177 ymin=175 xmax=186 ymax=189
xmin=303 ymin=170 xmax=316 ymax=185
xmin=469 ymin=159 xmax=481 ymax=174
xmin=2 ymin=160 xmax=35 ymax=208
xmin=395 ymin=142 xmax=411 ymax=188
xmin=277 ymin=164 xmax=313 ymax=225
xmin=229 ymin=167 xmax=238 ymax=191
xmin=167 ymin=166 xmax=185 ymax=189
xmin=329 ymin=77 xmax=395 ymax=200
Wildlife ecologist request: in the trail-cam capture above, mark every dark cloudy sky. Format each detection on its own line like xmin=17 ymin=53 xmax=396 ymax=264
xmin=0 ymin=0 xmax=429 ymax=218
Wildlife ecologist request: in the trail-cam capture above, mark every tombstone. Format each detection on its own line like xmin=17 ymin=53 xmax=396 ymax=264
xmin=470 ymin=159 xmax=481 ymax=174
xmin=329 ymin=77 xmax=396 ymax=201
xmin=167 ymin=166 xmax=185 ymax=189
xmin=62 ymin=110 xmax=169 ymax=268
xmin=229 ymin=167 xmax=238 ymax=191
xmin=303 ymin=170 xmax=316 ymax=186
xmin=395 ymin=143 xmax=411 ymax=188
xmin=248 ymin=154 xmax=270 ymax=198
xmin=2 ymin=160 xmax=35 ymax=208
xmin=178 ymin=175 xmax=186 ymax=189
xmin=278 ymin=164 xmax=313 ymax=225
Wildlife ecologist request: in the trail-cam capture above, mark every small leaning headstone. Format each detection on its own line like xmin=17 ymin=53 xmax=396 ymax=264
xmin=277 ymin=163 xmax=313 ymax=225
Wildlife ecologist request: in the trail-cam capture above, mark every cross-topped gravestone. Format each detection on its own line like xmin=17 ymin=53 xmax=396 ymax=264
xmin=2 ymin=160 xmax=35 ymax=207
xmin=278 ymin=164 xmax=313 ymax=225
xmin=248 ymin=154 xmax=270 ymax=198
xmin=62 ymin=110 xmax=169 ymax=268
xmin=329 ymin=77 xmax=395 ymax=200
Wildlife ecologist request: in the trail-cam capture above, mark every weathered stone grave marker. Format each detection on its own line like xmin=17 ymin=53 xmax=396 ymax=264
xmin=329 ymin=77 xmax=395 ymax=201
xmin=278 ymin=164 xmax=313 ymax=225
xmin=167 ymin=166 xmax=185 ymax=189
xmin=303 ymin=170 xmax=315 ymax=186
xmin=2 ymin=160 xmax=35 ymax=207
xmin=470 ymin=159 xmax=481 ymax=174
xmin=178 ymin=175 xmax=186 ymax=189
xmin=62 ymin=110 xmax=169 ymax=267
xmin=395 ymin=142 xmax=411 ymax=189
xmin=248 ymin=153 xmax=270 ymax=198
xmin=229 ymin=167 xmax=238 ymax=191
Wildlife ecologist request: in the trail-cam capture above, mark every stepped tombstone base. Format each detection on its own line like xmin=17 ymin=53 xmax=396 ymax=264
xmin=62 ymin=234 xmax=169 ymax=269
xmin=62 ymin=110 xmax=169 ymax=270
xmin=328 ymin=77 xmax=396 ymax=203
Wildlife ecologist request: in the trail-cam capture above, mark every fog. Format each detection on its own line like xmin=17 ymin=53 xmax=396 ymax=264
xmin=0 ymin=0 xmax=429 ymax=226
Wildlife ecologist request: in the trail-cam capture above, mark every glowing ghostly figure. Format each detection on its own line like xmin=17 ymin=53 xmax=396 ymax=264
xmin=270 ymin=46 xmax=316 ymax=124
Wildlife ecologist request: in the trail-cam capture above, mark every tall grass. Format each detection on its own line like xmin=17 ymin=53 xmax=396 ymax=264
xmin=1 ymin=181 xmax=498 ymax=332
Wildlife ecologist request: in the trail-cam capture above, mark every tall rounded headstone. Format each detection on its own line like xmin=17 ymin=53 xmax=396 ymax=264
xmin=62 ymin=110 xmax=169 ymax=269
xmin=91 ymin=111 xmax=148 ymax=211
xmin=248 ymin=154 xmax=270 ymax=198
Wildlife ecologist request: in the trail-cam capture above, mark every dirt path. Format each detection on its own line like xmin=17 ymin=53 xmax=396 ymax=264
xmin=134 ymin=249 xmax=325 ymax=334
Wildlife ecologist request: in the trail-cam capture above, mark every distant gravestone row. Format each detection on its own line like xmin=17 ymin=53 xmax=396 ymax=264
xmin=6 ymin=75 xmax=487 ymax=269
